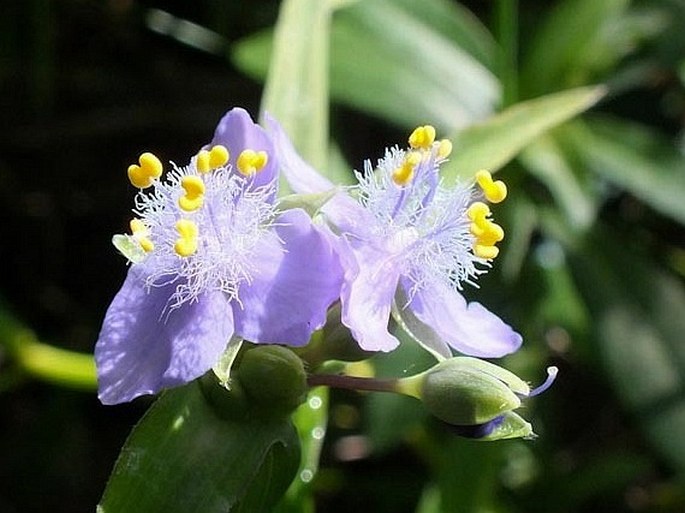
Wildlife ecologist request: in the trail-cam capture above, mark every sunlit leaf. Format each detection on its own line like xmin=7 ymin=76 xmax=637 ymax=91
xmin=234 ymin=0 xmax=499 ymax=133
xmin=330 ymin=0 xmax=499 ymax=131
xmin=441 ymin=86 xmax=605 ymax=181
xmin=259 ymin=0 xmax=336 ymax=175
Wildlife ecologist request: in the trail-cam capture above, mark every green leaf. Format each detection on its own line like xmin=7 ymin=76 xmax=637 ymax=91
xmin=568 ymin=227 xmax=685 ymax=472
xmin=561 ymin=116 xmax=685 ymax=225
xmin=98 ymin=381 xmax=300 ymax=513
xmin=259 ymin=0 xmax=335 ymax=176
xmin=234 ymin=0 xmax=499 ymax=133
xmin=330 ymin=0 xmax=499 ymax=131
xmin=441 ymin=85 xmax=605 ymax=182
xmin=274 ymin=387 xmax=329 ymax=513
xmin=391 ymin=0 xmax=496 ymax=70
xmin=519 ymin=133 xmax=598 ymax=231
xmin=521 ymin=0 xmax=629 ymax=96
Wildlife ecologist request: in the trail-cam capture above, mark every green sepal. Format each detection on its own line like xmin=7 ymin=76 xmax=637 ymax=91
xmin=276 ymin=189 xmax=338 ymax=217
xmin=212 ymin=336 xmax=244 ymax=389
xmin=112 ymin=234 xmax=146 ymax=264
xmin=98 ymin=380 xmax=300 ymax=513
xmin=477 ymin=412 xmax=534 ymax=441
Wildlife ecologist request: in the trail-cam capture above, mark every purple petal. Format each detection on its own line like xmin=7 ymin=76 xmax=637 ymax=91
xmin=210 ymin=107 xmax=278 ymax=189
xmin=265 ymin=112 xmax=334 ymax=194
xmin=233 ymin=208 xmax=344 ymax=345
xmin=401 ymin=277 xmax=522 ymax=358
xmin=265 ymin=112 xmax=372 ymax=235
xmin=340 ymin=244 xmax=402 ymax=352
xmin=95 ymin=266 xmax=234 ymax=404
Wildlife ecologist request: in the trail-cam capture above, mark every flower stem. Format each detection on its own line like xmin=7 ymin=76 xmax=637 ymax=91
xmin=0 ymin=304 xmax=97 ymax=391
xmin=307 ymin=373 xmax=399 ymax=394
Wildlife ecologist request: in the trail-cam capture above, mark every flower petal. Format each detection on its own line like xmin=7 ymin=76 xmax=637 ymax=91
xmin=233 ymin=208 xmax=344 ymax=345
xmin=95 ymin=266 xmax=234 ymax=404
xmin=341 ymin=244 xmax=402 ymax=352
xmin=210 ymin=107 xmax=278 ymax=188
xmin=265 ymin=112 xmax=334 ymax=194
xmin=401 ymin=277 xmax=522 ymax=357
xmin=265 ymin=112 xmax=372 ymax=234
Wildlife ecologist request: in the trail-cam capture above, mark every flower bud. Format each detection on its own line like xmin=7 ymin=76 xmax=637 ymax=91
xmin=235 ymin=345 xmax=308 ymax=418
xmin=396 ymin=357 xmax=556 ymax=440
xmin=419 ymin=358 xmax=522 ymax=425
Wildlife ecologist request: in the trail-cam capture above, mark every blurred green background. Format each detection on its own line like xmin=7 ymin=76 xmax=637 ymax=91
xmin=1 ymin=0 xmax=685 ymax=511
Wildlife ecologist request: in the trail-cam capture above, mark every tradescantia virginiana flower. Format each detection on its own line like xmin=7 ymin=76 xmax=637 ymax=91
xmin=95 ymin=108 xmax=344 ymax=404
xmin=269 ymin=118 xmax=522 ymax=358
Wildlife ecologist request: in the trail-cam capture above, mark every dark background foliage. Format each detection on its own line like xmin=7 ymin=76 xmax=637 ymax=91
xmin=1 ymin=1 xmax=684 ymax=512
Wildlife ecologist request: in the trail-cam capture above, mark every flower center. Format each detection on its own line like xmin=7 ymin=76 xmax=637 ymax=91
xmin=117 ymin=146 xmax=277 ymax=309
xmin=355 ymin=125 xmax=510 ymax=294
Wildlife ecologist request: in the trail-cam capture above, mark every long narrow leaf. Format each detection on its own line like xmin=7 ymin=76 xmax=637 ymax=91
xmin=441 ymin=85 xmax=605 ymax=182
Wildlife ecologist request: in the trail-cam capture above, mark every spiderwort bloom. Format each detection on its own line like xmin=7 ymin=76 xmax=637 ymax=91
xmin=95 ymin=108 xmax=343 ymax=404
xmin=270 ymin=119 xmax=522 ymax=357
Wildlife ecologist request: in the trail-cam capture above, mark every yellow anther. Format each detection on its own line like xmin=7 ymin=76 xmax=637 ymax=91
xmin=392 ymin=151 xmax=421 ymax=186
xmin=237 ymin=149 xmax=268 ymax=176
xmin=466 ymin=201 xmax=491 ymax=223
xmin=209 ymin=145 xmax=229 ymax=168
xmin=129 ymin=218 xmax=154 ymax=253
xmin=178 ymin=175 xmax=205 ymax=212
xmin=197 ymin=150 xmax=211 ymax=173
xmin=474 ymin=244 xmax=499 ymax=259
xmin=408 ymin=125 xmax=436 ymax=150
xmin=475 ymin=169 xmax=507 ymax=203
xmin=471 ymin=220 xmax=504 ymax=245
xmin=437 ymin=139 xmax=453 ymax=159
xmin=196 ymin=145 xmax=229 ymax=174
xmin=127 ymin=152 xmax=163 ymax=189
xmin=174 ymin=219 xmax=199 ymax=257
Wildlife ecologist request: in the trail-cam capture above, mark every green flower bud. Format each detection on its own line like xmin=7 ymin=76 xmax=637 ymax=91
xmin=235 ymin=345 xmax=307 ymax=418
xmin=395 ymin=357 xmax=557 ymax=440
xmin=415 ymin=357 xmax=522 ymax=425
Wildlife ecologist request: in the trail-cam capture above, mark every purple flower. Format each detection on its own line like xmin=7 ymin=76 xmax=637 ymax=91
xmin=95 ymin=108 xmax=343 ymax=404
xmin=269 ymin=118 xmax=522 ymax=358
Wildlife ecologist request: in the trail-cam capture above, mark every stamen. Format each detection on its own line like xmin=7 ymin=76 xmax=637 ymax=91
xmin=392 ymin=151 xmax=421 ymax=186
xmin=174 ymin=219 xmax=199 ymax=257
xmin=178 ymin=175 xmax=205 ymax=212
xmin=475 ymin=170 xmax=507 ymax=204
xmin=237 ymin=149 xmax=268 ymax=176
xmin=437 ymin=139 xmax=453 ymax=159
xmin=466 ymin=202 xmax=490 ymax=223
xmin=470 ymin=220 xmax=504 ymax=245
xmin=209 ymin=145 xmax=229 ymax=168
xmin=197 ymin=145 xmax=230 ymax=174
xmin=408 ymin=125 xmax=436 ymax=150
xmin=127 ymin=152 xmax=163 ymax=189
xmin=528 ymin=366 xmax=559 ymax=397
xmin=474 ymin=244 xmax=499 ymax=259
xmin=129 ymin=218 xmax=154 ymax=253
xmin=196 ymin=150 xmax=211 ymax=173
